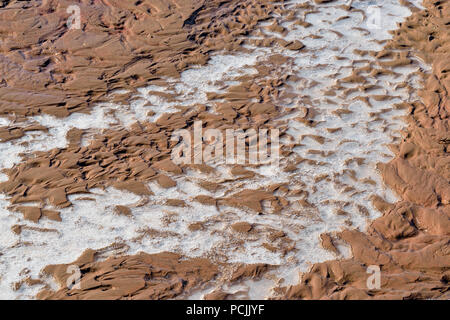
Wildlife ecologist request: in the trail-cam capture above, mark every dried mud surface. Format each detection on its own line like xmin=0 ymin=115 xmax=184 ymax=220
xmin=0 ymin=0 xmax=448 ymax=299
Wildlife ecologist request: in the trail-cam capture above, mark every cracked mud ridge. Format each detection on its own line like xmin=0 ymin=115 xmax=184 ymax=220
xmin=0 ymin=0 xmax=448 ymax=299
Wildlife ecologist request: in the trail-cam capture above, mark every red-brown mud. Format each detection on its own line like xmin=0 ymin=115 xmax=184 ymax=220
xmin=0 ymin=0 xmax=289 ymax=219
xmin=0 ymin=0 xmax=252 ymax=118
xmin=1 ymin=0 xmax=291 ymax=299
xmin=37 ymin=250 xmax=220 ymax=300
xmin=0 ymin=0 xmax=448 ymax=299
xmin=274 ymin=0 xmax=450 ymax=299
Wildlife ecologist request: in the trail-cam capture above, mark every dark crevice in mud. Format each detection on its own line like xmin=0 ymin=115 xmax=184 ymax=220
xmin=183 ymin=5 xmax=205 ymax=27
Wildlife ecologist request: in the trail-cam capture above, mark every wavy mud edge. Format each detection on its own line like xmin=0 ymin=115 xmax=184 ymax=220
xmin=274 ymin=0 xmax=450 ymax=300
xmin=0 ymin=0 xmax=447 ymax=300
